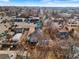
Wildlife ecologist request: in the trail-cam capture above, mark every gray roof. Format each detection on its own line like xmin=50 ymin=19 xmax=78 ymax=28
xmin=0 ymin=54 xmax=10 ymax=59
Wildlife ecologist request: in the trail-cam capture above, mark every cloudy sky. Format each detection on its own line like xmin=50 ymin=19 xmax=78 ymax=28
xmin=0 ymin=0 xmax=79 ymax=7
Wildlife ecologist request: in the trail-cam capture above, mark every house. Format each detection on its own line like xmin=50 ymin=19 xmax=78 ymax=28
xmin=56 ymin=26 xmax=69 ymax=39
xmin=56 ymin=32 xmax=69 ymax=39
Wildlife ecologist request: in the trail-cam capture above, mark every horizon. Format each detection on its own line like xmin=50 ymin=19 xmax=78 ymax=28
xmin=1 ymin=5 xmax=79 ymax=8
xmin=0 ymin=0 xmax=79 ymax=7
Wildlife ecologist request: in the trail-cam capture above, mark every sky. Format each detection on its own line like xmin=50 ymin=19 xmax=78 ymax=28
xmin=0 ymin=0 xmax=79 ymax=7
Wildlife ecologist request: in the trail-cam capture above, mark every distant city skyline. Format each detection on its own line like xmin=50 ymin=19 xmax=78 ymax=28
xmin=0 ymin=0 xmax=79 ymax=7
